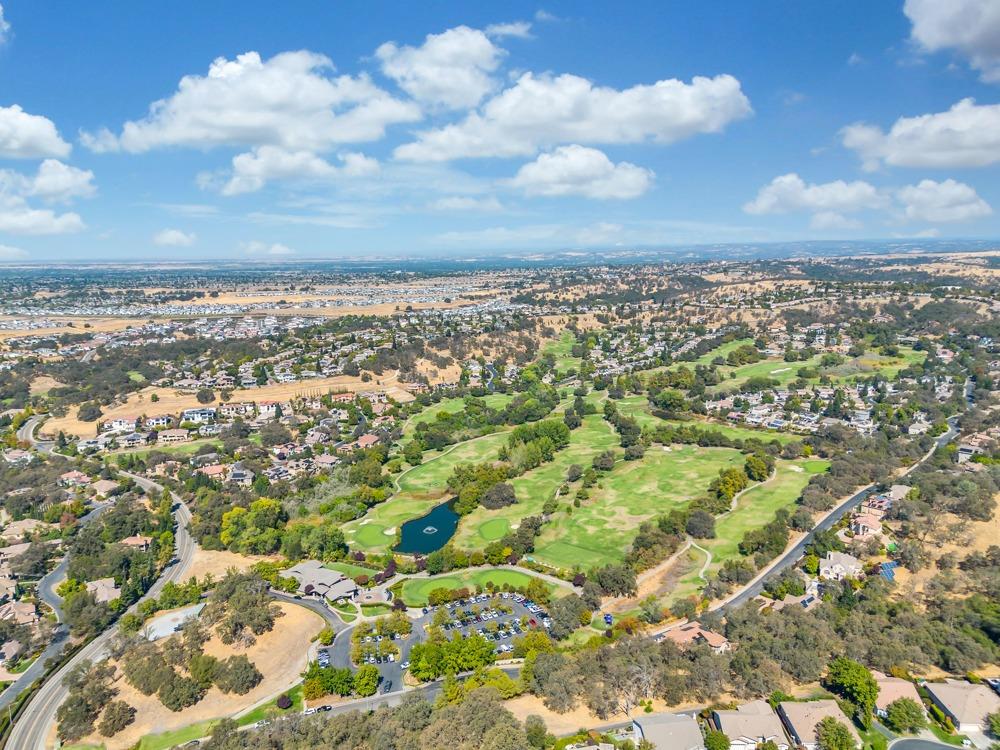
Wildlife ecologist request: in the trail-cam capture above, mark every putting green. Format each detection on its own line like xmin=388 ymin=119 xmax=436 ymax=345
xmin=477 ymin=518 xmax=511 ymax=542
xmin=399 ymin=568 xmax=551 ymax=606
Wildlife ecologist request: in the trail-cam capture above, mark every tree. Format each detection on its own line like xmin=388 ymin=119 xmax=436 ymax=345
xmin=524 ymin=714 xmax=547 ymax=749
xmin=816 ymin=716 xmax=856 ymax=750
xmin=824 ymin=657 xmax=878 ymax=722
xmin=987 ymin=710 xmax=1000 ymax=738
xmin=97 ymin=700 xmax=135 ymax=737
xmin=884 ymin=697 xmax=926 ymax=734
xmin=704 ymin=729 xmax=731 ymax=750
xmin=354 ymin=664 xmax=380 ymax=696
xmin=196 ymin=388 xmax=215 ymax=404
xmin=214 ymin=655 xmax=262 ymax=694
xmin=686 ymin=510 xmax=716 ymax=539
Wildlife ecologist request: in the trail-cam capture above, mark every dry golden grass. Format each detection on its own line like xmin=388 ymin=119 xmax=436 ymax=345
xmin=185 ymin=548 xmax=270 ymax=582
xmin=44 ymin=372 xmax=415 ymax=438
xmin=414 ymin=359 xmax=463 ymax=385
xmin=84 ymin=602 xmax=323 ymax=750
xmin=29 ymin=376 xmax=64 ymax=395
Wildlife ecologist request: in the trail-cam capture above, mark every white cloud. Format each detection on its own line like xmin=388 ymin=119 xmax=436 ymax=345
xmin=0 ymin=4 xmax=10 ymax=44
xmin=508 ymin=144 xmax=653 ymax=199
xmin=376 ymin=26 xmax=505 ymax=109
xmin=896 ymin=178 xmax=992 ymax=222
xmin=841 ymin=98 xmax=1000 ymax=170
xmin=428 ymin=196 xmax=504 ymax=211
xmin=904 ymin=0 xmax=1000 ymax=82
xmin=484 ymin=21 xmax=532 ymax=39
xmin=19 ymin=160 xmax=95 ymax=202
xmin=0 ymin=194 xmax=83 ymax=234
xmin=0 ymin=244 xmax=26 ymax=259
xmin=0 ymin=105 xmax=71 ymax=159
xmin=395 ymin=71 xmax=751 ymax=161
xmin=743 ymin=173 xmax=886 ymax=216
xmin=82 ymin=50 xmax=420 ymax=153
xmin=153 ymin=228 xmax=196 ymax=246
xmin=218 ymin=146 xmax=379 ymax=195
xmin=847 ymin=52 xmax=865 ymax=66
xmin=242 ymin=240 xmax=295 ymax=255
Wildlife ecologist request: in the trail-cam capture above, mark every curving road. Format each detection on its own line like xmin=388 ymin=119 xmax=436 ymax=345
xmin=719 ymin=411 xmax=962 ymax=612
xmin=7 ymin=472 xmax=195 ymax=750
xmin=15 ymin=416 xmax=53 ymax=454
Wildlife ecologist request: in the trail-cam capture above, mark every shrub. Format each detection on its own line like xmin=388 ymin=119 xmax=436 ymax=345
xmin=276 ymin=693 xmax=292 ymax=710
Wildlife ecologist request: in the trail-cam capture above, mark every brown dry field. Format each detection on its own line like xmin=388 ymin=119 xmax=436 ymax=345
xmin=29 ymin=376 xmax=65 ymax=395
xmin=185 ymin=548 xmax=271 ymax=582
xmin=43 ymin=372 xmax=415 ymax=438
xmin=82 ymin=602 xmax=323 ymax=750
xmin=414 ymin=358 xmax=463 ymax=385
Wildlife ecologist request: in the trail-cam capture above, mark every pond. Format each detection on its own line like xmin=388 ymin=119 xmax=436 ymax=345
xmin=394 ymin=501 xmax=459 ymax=554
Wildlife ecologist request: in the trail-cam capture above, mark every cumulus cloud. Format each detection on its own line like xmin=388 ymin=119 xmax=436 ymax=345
xmin=842 ymin=98 xmax=1000 ymax=171
xmin=218 ymin=146 xmax=379 ymax=195
xmin=153 ymin=228 xmax=196 ymax=246
xmin=82 ymin=50 xmax=420 ymax=154
xmin=745 ymin=173 xmax=992 ymax=228
xmin=4 ymin=160 xmax=96 ymax=203
xmin=0 ymin=194 xmax=83 ymax=234
xmin=896 ymin=178 xmax=993 ymax=222
xmin=376 ymin=26 xmax=505 ymax=109
xmin=243 ymin=240 xmax=295 ymax=255
xmin=743 ymin=173 xmax=886 ymax=216
xmin=508 ymin=144 xmax=654 ymax=199
xmin=428 ymin=195 xmax=504 ymax=211
xmin=904 ymin=0 xmax=1000 ymax=82
xmin=395 ymin=72 xmax=751 ymax=161
xmin=0 ymin=105 xmax=71 ymax=159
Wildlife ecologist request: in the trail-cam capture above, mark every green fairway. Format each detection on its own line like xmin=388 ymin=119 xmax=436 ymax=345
xmin=542 ymin=329 xmax=582 ymax=376
xmin=342 ymin=430 xmax=510 ymax=552
xmin=615 ymin=395 xmax=796 ymax=445
xmin=648 ymin=337 xmax=755 ymax=373
xmin=666 ymin=456 xmax=829 ymax=604
xmin=399 ymin=567 xmax=556 ymax=606
xmin=711 ymin=346 xmax=925 ymax=392
xmin=402 ymin=393 xmax=513 ymax=440
xmin=452 ymin=414 xmax=619 ymax=549
xmin=531 ymin=443 xmax=745 ymax=570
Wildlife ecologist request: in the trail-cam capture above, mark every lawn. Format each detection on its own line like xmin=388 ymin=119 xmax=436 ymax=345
xmin=666 ymin=456 xmax=830 ymax=605
xmin=399 ymin=567 xmax=555 ymax=606
xmin=711 ymin=346 xmax=925 ymax=392
xmin=616 ymin=395 xmax=796 ymax=445
xmin=542 ymin=329 xmax=582 ymax=377
xmin=342 ymin=430 xmax=510 ymax=552
xmin=451 ymin=414 xmax=619 ymax=550
xmin=531 ymin=443 xmax=746 ymax=571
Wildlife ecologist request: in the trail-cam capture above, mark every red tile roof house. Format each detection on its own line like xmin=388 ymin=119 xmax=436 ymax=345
xmin=59 ymin=470 xmax=91 ymax=487
xmin=660 ymin=623 xmax=732 ymax=654
xmin=120 ymin=535 xmax=153 ymax=552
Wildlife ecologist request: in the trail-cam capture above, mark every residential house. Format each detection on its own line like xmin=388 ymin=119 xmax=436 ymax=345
xmin=284 ymin=560 xmax=359 ymax=602
xmin=145 ymin=414 xmax=173 ymax=428
xmin=850 ymin=513 xmax=883 ymax=537
xmin=228 ymin=467 xmax=255 ymax=487
xmin=778 ymin=701 xmax=860 ymax=750
xmin=925 ymin=680 xmax=1000 ymax=734
xmin=871 ymin=671 xmax=923 ymax=719
xmin=59 ymin=470 xmax=90 ymax=487
xmin=120 ymin=535 xmax=152 ymax=552
xmin=712 ymin=700 xmax=789 ymax=750
xmin=157 ymin=428 xmax=190 ymax=445
xmin=180 ymin=407 xmax=216 ymax=424
xmin=819 ymin=551 xmax=864 ymax=581
xmin=1 ymin=449 xmax=33 ymax=466
xmin=86 ymin=577 xmax=121 ymax=604
xmin=0 ymin=600 xmax=38 ymax=626
xmin=660 ymin=623 xmax=732 ymax=654
xmin=1 ymin=518 xmax=55 ymax=543
xmin=632 ymin=713 xmax=705 ymax=750
xmin=90 ymin=479 xmax=120 ymax=499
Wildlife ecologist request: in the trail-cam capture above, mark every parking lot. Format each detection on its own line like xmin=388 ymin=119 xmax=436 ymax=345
xmin=317 ymin=591 xmax=550 ymax=696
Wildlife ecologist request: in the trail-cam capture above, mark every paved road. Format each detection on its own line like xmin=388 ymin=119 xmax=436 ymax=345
xmin=890 ymin=741 xmax=958 ymax=750
xmin=0 ymin=504 xmax=111 ymax=713
xmin=7 ymin=473 xmax=195 ymax=750
xmin=720 ymin=415 xmax=960 ymax=611
xmin=15 ymin=416 xmax=53 ymax=454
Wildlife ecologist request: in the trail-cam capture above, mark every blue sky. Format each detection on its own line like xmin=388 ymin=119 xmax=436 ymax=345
xmin=1 ymin=0 xmax=999 ymax=261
